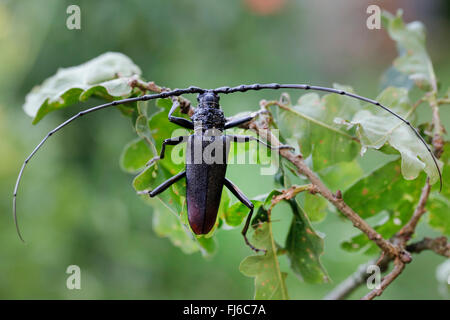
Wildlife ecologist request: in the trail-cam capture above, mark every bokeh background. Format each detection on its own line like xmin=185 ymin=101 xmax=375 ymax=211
xmin=0 ymin=0 xmax=449 ymax=299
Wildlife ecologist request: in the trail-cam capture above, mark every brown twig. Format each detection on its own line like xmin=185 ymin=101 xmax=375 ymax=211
xmin=129 ymin=77 xmax=194 ymax=116
xmin=323 ymin=259 xmax=378 ymax=300
xmin=406 ymin=237 xmax=450 ymax=258
xmin=324 ymin=236 xmax=448 ymax=299
xmin=396 ymin=180 xmax=432 ymax=243
xmin=270 ymin=184 xmax=317 ymax=206
xmin=428 ymin=94 xmax=445 ymax=158
xmin=436 ymin=97 xmax=450 ymax=106
xmin=361 ymin=258 xmax=405 ymax=300
xmin=325 ymin=253 xmax=394 ymax=300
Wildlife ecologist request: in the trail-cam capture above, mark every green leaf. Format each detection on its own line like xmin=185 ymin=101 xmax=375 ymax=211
xmin=131 ymin=98 xmax=189 ymax=211
xmin=342 ymin=203 xmax=414 ymax=254
xmin=240 ymin=186 xmax=328 ymax=299
xmin=382 ymin=10 xmax=437 ymax=91
xmin=343 ymin=159 xmax=425 ymax=219
xmin=427 ymin=142 xmax=450 ymax=235
xmin=336 ymin=87 xmax=441 ymax=185
xmin=436 ymin=142 xmax=450 ymax=199
xmin=222 ymin=191 xmax=267 ymax=228
xmin=275 ymin=84 xmax=360 ymax=171
xmin=23 ymin=52 xmax=142 ymax=123
xmin=150 ymin=98 xmax=190 ymax=152
xmin=151 ymin=203 xmax=200 ymax=255
xmin=132 ymin=97 xmax=189 ymax=217
xmin=134 ymin=164 xmax=186 ymax=215
xmin=196 ymin=236 xmax=218 ymax=256
xmin=318 ymin=160 xmax=364 ymax=192
xmin=427 ymin=196 xmax=450 ymax=236
xmin=120 ymin=138 xmax=153 ymax=173
xmin=256 ymin=188 xmax=328 ymax=286
xmin=273 ymin=160 xmax=330 ymax=281
xmin=285 ymin=199 xmax=329 ymax=283
xmin=135 ymin=115 xmax=153 ymax=143
xmin=380 ymin=65 xmax=414 ymax=91
xmin=151 ymin=202 xmax=217 ymax=257
xmin=301 ymin=192 xmax=328 ymax=223
xmin=279 ymin=160 xmax=364 ymax=224
xmin=224 ymin=200 xmax=253 ymax=227
xmin=239 ymin=221 xmax=289 ymax=300
xmin=341 ymin=159 xmax=426 ymax=253
xmin=227 ymin=127 xmax=264 ymax=165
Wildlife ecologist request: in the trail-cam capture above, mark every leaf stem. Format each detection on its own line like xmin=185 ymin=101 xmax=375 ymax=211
xmin=268 ymin=220 xmax=289 ymax=300
xmin=436 ymin=98 xmax=450 ymax=106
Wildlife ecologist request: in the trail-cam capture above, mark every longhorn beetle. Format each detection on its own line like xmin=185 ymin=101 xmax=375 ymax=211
xmin=13 ymin=83 xmax=443 ymax=252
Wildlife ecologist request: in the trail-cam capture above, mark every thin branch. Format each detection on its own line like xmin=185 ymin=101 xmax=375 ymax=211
xmin=325 ymin=236 xmax=448 ymax=299
xmin=396 ymin=179 xmax=432 ymax=242
xmin=436 ymin=97 xmax=450 ymax=106
xmin=406 ymin=236 xmax=450 ymax=258
xmin=362 ymin=258 xmax=405 ymax=300
xmin=325 ymin=253 xmax=393 ymax=300
xmin=428 ymin=93 xmax=445 ymax=158
xmin=270 ymin=184 xmax=317 ymax=206
xmin=129 ymin=77 xmax=194 ymax=115
xmin=323 ymin=259 xmax=378 ymax=300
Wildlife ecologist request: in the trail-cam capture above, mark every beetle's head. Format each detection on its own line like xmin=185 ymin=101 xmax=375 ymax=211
xmin=197 ymin=91 xmax=220 ymax=108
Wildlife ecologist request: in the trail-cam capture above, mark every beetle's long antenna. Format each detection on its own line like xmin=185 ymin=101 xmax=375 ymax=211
xmin=15 ymin=82 xmax=443 ymax=241
xmin=213 ymin=83 xmax=442 ymax=191
xmin=13 ymin=86 xmax=205 ymax=241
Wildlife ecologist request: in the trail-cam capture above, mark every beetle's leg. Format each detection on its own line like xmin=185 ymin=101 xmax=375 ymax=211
xmin=224 ymin=110 xmax=265 ymax=129
xmin=224 ymin=116 xmax=254 ymax=129
xmin=228 ymin=135 xmax=294 ymax=150
xmin=138 ymin=171 xmax=186 ymax=197
xmin=224 ymin=178 xmax=265 ymax=253
xmin=146 ymin=136 xmax=189 ymax=167
xmin=168 ymin=99 xmax=194 ymax=129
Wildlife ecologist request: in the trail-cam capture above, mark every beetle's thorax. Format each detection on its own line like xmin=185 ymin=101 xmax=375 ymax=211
xmin=191 ymin=91 xmax=225 ymax=132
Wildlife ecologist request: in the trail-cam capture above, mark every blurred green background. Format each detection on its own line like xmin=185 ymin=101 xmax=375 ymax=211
xmin=0 ymin=0 xmax=449 ymax=299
